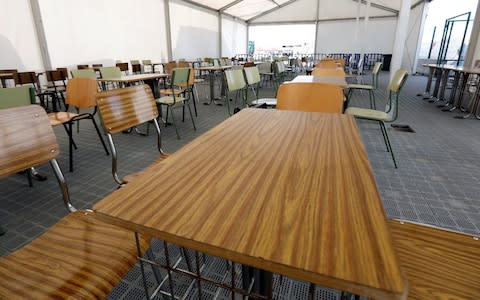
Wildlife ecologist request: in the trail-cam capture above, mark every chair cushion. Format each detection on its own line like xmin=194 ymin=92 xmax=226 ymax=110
xmin=0 ymin=211 xmax=149 ymax=300
xmin=124 ymin=154 xmax=170 ymax=184
xmin=156 ymin=96 xmax=187 ymax=105
xmin=345 ymin=107 xmax=389 ymax=121
xmin=251 ymin=98 xmax=277 ymax=106
xmin=48 ymin=112 xmax=78 ymax=126
xmin=348 ymin=83 xmax=374 ymax=90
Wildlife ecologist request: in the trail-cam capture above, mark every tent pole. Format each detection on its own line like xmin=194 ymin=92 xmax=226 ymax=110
xmin=29 ymin=0 xmax=52 ymax=70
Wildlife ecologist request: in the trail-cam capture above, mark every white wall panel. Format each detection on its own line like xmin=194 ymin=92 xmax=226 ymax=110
xmin=315 ymin=18 xmax=396 ymax=53
xmin=402 ymin=2 xmax=426 ymax=73
xmin=38 ymin=0 xmax=169 ymax=68
xmin=222 ymin=17 xmax=247 ymax=56
xmin=170 ymin=0 xmax=219 ymax=60
xmin=0 ymin=0 xmax=44 ymax=71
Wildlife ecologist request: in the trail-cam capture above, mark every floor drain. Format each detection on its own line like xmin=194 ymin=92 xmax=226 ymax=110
xmin=390 ymin=123 xmax=415 ymax=133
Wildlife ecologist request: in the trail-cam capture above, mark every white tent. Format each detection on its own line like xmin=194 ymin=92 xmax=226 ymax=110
xmin=0 ymin=0 xmax=479 ymax=72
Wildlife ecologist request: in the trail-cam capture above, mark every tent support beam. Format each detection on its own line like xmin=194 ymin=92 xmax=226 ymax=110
xmin=249 ymin=15 xmax=396 ymax=26
xmin=352 ymin=0 xmax=398 ymax=15
xmin=219 ymin=12 xmax=222 ymax=57
xmin=313 ymin=0 xmax=320 ymax=54
xmin=164 ymin=0 xmax=173 ymax=61
xmin=247 ymin=0 xmax=298 ymax=23
xmin=29 ymin=0 xmax=52 ymax=69
xmin=219 ymin=0 xmax=243 ymax=12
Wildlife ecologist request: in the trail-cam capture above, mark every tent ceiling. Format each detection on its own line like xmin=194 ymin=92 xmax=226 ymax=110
xmin=188 ymin=0 xmax=410 ymax=22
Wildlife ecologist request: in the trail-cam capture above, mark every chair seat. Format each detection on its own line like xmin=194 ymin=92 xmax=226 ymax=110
xmin=156 ymin=96 xmax=187 ymax=105
xmin=159 ymin=88 xmax=184 ymax=96
xmin=345 ymin=107 xmax=389 ymax=121
xmin=48 ymin=112 xmax=78 ymax=126
xmin=123 ymin=154 xmax=170 ymax=184
xmin=251 ymin=98 xmax=277 ymax=106
xmin=348 ymin=83 xmax=374 ymax=90
xmin=0 ymin=211 xmax=149 ymax=300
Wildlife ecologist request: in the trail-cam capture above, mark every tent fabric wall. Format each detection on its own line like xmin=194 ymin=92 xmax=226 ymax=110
xmin=402 ymin=1 xmax=427 ymax=73
xmin=0 ymin=0 xmax=44 ymax=71
xmin=170 ymin=0 xmax=219 ymax=61
xmin=38 ymin=0 xmax=169 ymax=68
xmin=221 ymin=16 xmax=247 ymax=57
xmin=315 ymin=18 xmax=397 ymax=53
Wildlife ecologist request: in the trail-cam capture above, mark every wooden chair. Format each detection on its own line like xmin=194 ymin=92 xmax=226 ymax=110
xmin=48 ymin=77 xmax=110 ymax=172
xmin=96 ymin=84 xmax=168 ymax=185
xmin=45 ymin=69 xmax=68 ymax=109
xmin=116 ymin=62 xmax=129 ymax=75
xmin=276 ymin=82 xmax=344 ymax=113
xmin=142 ymin=59 xmax=153 ymax=73
xmin=311 ymin=68 xmax=345 ymax=77
xmin=13 ymin=71 xmax=58 ymax=111
xmin=77 ymin=64 xmax=89 ymax=69
xmin=130 ymin=60 xmax=142 ymax=74
xmin=388 ymin=219 xmax=480 ymax=299
xmin=0 ymin=105 xmax=150 ymax=299
xmin=345 ymin=69 xmax=409 ymax=168
xmin=347 ymin=61 xmax=383 ymax=109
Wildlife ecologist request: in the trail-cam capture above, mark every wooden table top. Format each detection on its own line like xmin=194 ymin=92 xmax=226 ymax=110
xmin=291 ymin=75 xmax=348 ymax=87
xmin=97 ymin=73 xmax=168 ymax=82
xmin=196 ymin=65 xmax=232 ymax=71
xmin=93 ymin=108 xmax=406 ymax=300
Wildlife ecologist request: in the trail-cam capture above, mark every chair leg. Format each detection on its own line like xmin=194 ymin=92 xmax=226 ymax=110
xmin=379 ymin=122 xmax=389 ymax=152
xmin=187 ymin=101 xmax=196 ymax=131
xmin=169 ymin=106 xmax=180 ymax=139
xmin=62 ymin=124 xmax=78 ymax=150
xmin=190 ymin=89 xmax=198 ymax=117
xmin=379 ymin=121 xmax=398 ymax=168
xmin=369 ymin=90 xmax=376 ymax=109
xmin=68 ymin=121 xmax=74 ymax=172
xmin=90 ymin=116 xmax=110 ymax=156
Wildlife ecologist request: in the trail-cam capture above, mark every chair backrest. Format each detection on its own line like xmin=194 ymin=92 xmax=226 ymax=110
xmin=243 ymin=66 xmax=261 ymax=85
xmin=164 ymin=62 xmax=178 ymax=75
xmin=0 ymin=105 xmax=59 ymax=178
xmin=99 ymin=67 xmax=122 ymax=79
xmin=56 ymin=68 xmax=69 ymax=80
xmin=273 ymin=61 xmax=285 ymax=74
xmin=311 ymin=68 xmax=345 ymax=77
xmin=65 ymin=78 xmax=98 ymax=109
xmin=371 ymin=62 xmax=383 ymax=89
xmin=131 ymin=60 xmax=141 ymax=73
xmin=276 ymin=82 xmax=344 ymax=113
xmin=315 ymin=60 xmax=338 ymax=69
xmin=385 ymin=69 xmax=409 ymax=122
xmin=130 ymin=60 xmax=140 ymax=65
xmin=142 ymin=59 xmax=152 ymax=65
xmin=46 ymin=69 xmax=66 ymax=83
xmin=257 ymin=62 xmax=271 ymax=73
xmin=177 ymin=61 xmax=189 ymax=68
xmin=0 ymin=86 xmax=35 ymax=109
xmin=92 ymin=64 xmax=103 ymax=68
xmin=171 ymin=68 xmax=190 ymax=86
xmin=225 ymin=69 xmax=246 ymax=92
xmin=71 ymin=69 xmax=97 ymax=79
xmin=13 ymin=71 xmax=37 ymax=86
xmin=116 ymin=62 xmax=129 ymax=72
xmin=96 ymin=85 xmax=162 ymax=185
xmin=77 ymin=64 xmax=89 ymax=70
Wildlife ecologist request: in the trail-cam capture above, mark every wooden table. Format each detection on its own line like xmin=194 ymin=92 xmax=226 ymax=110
xmin=291 ymin=75 xmax=348 ymax=87
xmin=93 ymin=108 xmax=406 ymax=300
xmin=98 ymin=73 xmax=168 ymax=97
xmin=195 ymin=65 xmax=232 ymax=104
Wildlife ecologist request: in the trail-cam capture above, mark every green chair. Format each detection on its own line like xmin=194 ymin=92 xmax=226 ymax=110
xmin=99 ymin=67 xmax=122 ymax=90
xmin=273 ymin=61 xmax=286 ymax=93
xmin=345 ymin=69 xmax=409 ymax=168
xmin=346 ymin=61 xmax=383 ymax=109
xmin=243 ymin=66 xmax=276 ymax=107
xmin=142 ymin=60 xmax=153 ymax=73
xmin=0 ymin=86 xmax=35 ymax=109
xmin=71 ymin=69 xmax=97 ymax=79
xmin=156 ymin=68 xmax=196 ymax=139
xmin=224 ymin=69 xmax=248 ymax=115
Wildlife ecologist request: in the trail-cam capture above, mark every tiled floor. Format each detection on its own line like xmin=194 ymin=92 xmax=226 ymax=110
xmin=1 ymin=70 xmax=479 ymax=299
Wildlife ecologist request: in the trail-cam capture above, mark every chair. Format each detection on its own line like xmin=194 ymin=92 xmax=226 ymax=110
xmin=131 ymin=60 xmax=142 ymax=74
xmin=116 ymin=62 xmax=129 ymax=75
xmin=346 ymin=62 xmax=382 ymax=109
xmin=273 ymin=61 xmax=286 ymax=92
xmin=96 ymin=84 xmax=167 ymax=185
xmin=243 ymin=66 xmax=276 ymax=106
xmin=345 ymin=69 xmax=409 ymax=168
xmin=224 ymin=68 xmax=248 ymax=115
xmin=45 ymin=69 xmax=68 ymax=109
xmin=276 ymin=82 xmax=344 ymax=113
xmin=311 ymin=68 xmax=345 ymax=77
xmin=0 ymin=105 xmax=150 ymax=299
xmin=0 ymin=69 xmax=17 ymax=88
xmin=92 ymin=63 xmax=103 ymax=68
xmin=71 ymin=68 xmax=97 ymax=79
xmin=99 ymin=67 xmax=122 ymax=90
xmin=77 ymin=64 xmax=89 ymax=69
xmin=0 ymin=86 xmax=35 ymax=109
xmin=257 ymin=62 xmax=274 ymax=87
xmin=388 ymin=219 xmax=480 ymax=299
xmin=13 ymin=71 xmax=58 ymax=111
xmin=163 ymin=61 xmax=178 ymax=76
xmin=142 ymin=59 xmax=153 ymax=73
xmin=48 ymin=77 xmax=110 ymax=171
xmin=156 ymin=68 xmax=196 ymax=139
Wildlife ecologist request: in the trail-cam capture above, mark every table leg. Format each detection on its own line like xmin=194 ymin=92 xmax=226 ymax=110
xmin=430 ymin=67 xmax=443 ymax=102
xmin=440 ymin=70 xmax=461 ymax=110
xmin=455 ymin=75 xmax=480 ymax=119
xmin=419 ymin=66 xmax=435 ymax=99
xmin=203 ymin=71 xmax=215 ymax=105
xmin=436 ymin=68 xmax=450 ymax=103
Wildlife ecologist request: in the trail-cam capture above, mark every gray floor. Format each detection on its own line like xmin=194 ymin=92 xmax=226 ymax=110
xmin=1 ymin=70 xmax=479 ymax=299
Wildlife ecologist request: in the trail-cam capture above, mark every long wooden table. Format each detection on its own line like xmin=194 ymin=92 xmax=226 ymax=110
xmin=93 ymin=108 xmax=407 ymax=299
xmin=97 ymin=73 xmax=168 ymax=98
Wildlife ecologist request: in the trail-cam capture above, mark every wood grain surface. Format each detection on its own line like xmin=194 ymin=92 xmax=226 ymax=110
xmin=291 ymin=75 xmax=348 ymax=87
xmin=276 ymin=82 xmax=344 ymax=113
xmin=96 ymin=84 xmax=159 ymax=134
xmin=0 ymin=105 xmax=59 ymax=177
xmin=97 ymin=73 xmax=168 ymax=83
xmin=0 ymin=212 xmax=149 ymax=299
xmin=93 ymin=108 xmax=406 ymax=299
xmin=389 ymin=220 xmax=480 ymax=300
